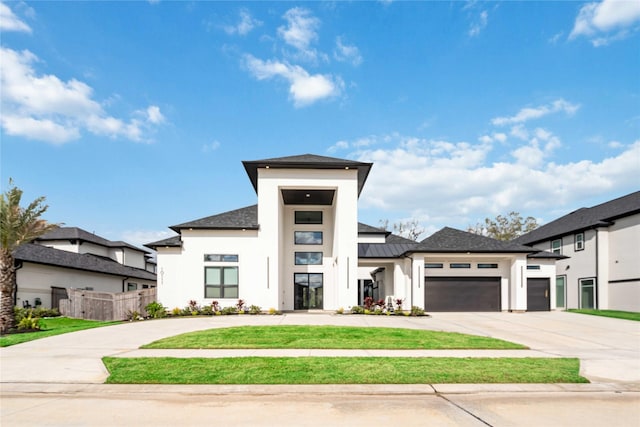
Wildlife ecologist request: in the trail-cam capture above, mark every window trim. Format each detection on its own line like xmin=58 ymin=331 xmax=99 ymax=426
xmin=204 ymin=266 xmax=239 ymax=299
xmin=551 ymin=239 xmax=562 ymax=255
xmin=575 ymin=233 xmax=585 ymax=251
xmin=204 ymin=254 xmax=239 ymax=262
xmin=527 ymin=265 xmax=541 ymax=270
xmin=579 ymin=277 xmax=597 ymax=309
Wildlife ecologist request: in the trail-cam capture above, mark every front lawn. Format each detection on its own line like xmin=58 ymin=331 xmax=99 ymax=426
xmin=103 ymin=356 xmax=587 ymax=384
xmin=568 ymin=309 xmax=640 ymax=322
xmin=141 ymin=325 xmax=526 ymax=350
xmin=0 ymin=317 xmax=120 ymax=347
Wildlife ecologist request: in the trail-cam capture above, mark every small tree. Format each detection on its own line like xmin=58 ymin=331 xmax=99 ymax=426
xmin=1 ymin=181 xmax=59 ymax=333
xmin=468 ymin=211 xmax=538 ymax=241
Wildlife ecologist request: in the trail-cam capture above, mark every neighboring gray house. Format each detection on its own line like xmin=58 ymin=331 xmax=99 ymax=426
xmin=14 ymin=227 xmax=157 ymax=309
xmin=515 ymin=191 xmax=640 ymax=312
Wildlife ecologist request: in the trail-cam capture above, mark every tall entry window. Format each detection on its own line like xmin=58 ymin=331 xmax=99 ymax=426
xmin=579 ymin=278 xmax=596 ymax=309
xmin=294 ymin=273 xmax=323 ymax=309
xmin=556 ymin=276 xmax=566 ymax=308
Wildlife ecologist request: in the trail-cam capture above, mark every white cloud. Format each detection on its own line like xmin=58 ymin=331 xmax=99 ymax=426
xmin=278 ymin=7 xmax=321 ymax=62
xmin=224 ymin=8 xmax=261 ymax=36
xmin=0 ymin=47 xmax=164 ymax=144
xmin=336 ymin=134 xmax=639 ymax=230
xmin=244 ymin=54 xmax=342 ymax=107
xmin=608 ymin=140 xmax=623 ymax=148
xmin=0 ymin=2 xmax=31 ymax=33
xmin=468 ymin=10 xmax=488 ymax=37
xmin=570 ymin=0 xmax=640 ymax=46
xmin=202 ymin=140 xmax=221 ymax=153
xmin=491 ymin=99 xmax=580 ymax=126
xmin=334 ymin=36 xmax=362 ymax=66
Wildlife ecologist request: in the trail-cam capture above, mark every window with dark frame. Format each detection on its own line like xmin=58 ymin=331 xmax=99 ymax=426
xmin=204 ymin=254 xmax=239 ymax=262
xmin=527 ymin=265 xmax=541 ymax=270
xmin=295 ymin=252 xmax=323 ymax=265
xmin=204 ymin=266 xmax=239 ymax=299
xmin=575 ymin=233 xmax=585 ymax=251
xmin=294 ymin=231 xmax=323 ymax=245
xmin=425 ymin=263 xmax=444 ymax=268
xmin=477 ymin=263 xmax=498 ymax=269
xmin=551 ymin=239 xmax=562 ymax=255
xmin=450 ymin=263 xmax=471 ymax=269
xmin=295 ymin=211 xmax=323 ymax=224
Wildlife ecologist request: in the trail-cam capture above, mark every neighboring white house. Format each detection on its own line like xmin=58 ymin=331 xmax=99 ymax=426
xmin=515 ymin=191 xmax=640 ymax=312
xmin=148 ymin=154 xmax=562 ymax=312
xmin=14 ymin=227 xmax=157 ymax=309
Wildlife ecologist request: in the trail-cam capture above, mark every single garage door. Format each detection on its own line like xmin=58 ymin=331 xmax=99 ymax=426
xmin=425 ymin=277 xmax=501 ymax=312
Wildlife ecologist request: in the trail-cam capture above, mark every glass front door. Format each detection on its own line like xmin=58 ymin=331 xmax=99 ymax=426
xmin=579 ymin=278 xmax=596 ymax=309
xmin=555 ymin=276 xmax=566 ymax=308
xmin=294 ymin=273 xmax=323 ymax=309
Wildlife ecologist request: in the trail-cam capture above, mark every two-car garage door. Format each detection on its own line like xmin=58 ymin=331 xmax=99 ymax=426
xmin=425 ymin=277 xmax=501 ymax=312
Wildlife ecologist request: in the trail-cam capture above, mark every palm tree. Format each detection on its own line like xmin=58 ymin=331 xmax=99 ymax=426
xmin=1 ymin=181 xmax=59 ymax=333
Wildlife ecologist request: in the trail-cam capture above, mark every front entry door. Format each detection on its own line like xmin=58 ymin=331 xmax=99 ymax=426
xmin=294 ymin=273 xmax=323 ymax=309
xmin=527 ymin=278 xmax=550 ymax=311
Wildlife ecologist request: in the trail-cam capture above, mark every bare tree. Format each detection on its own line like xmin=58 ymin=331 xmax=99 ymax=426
xmin=379 ymin=219 xmax=425 ymax=241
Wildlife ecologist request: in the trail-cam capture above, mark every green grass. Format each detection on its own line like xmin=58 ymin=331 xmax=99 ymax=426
xmin=103 ymin=356 xmax=588 ymax=384
xmin=141 ymin=326 xmax=526 ymax=350
xmin=0 ymin=317 xmax=120 ymax=347
xmin=568 ymin=309 xmax=640 ymax=321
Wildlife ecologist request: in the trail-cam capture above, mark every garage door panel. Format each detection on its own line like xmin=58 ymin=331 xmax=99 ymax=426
xmin=426 ymin=277 xmax=500 ymax=312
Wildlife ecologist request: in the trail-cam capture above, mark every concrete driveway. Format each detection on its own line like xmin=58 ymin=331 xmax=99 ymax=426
xmin=2 ymin=312 xmax=639 ymax=427
xmin=1 ymin=311 xmax=638 ymax=384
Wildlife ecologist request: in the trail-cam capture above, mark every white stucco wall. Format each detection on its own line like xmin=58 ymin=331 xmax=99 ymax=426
xmin=16 ymin=263 xmax=155 ymax=308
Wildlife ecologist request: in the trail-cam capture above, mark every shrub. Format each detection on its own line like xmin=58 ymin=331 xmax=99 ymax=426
xmin=268 ymin=307 xmax=280 ymax=315
xmin=248 ymin=305 xmax=262 ymax=315
xmin=200 ymin=305 xmax=213 ymax=315
xmin=376 ymin=299 xmax=386 ymax=310
xmin=336 ymin=307 xmax=344 ymax=314
xmin=14 ymin=307 xmax=60 ymax=323
xmin=351 ymin=306 xmax=364 ymax=314
xmin=211 ymin=301 xmax=220 ymax=313
xmin=221 ymin=306 xmax=237 ymax=315
xmin=410 ymin=306 xmax=426 ymax=316
xmin=17 ymin=314 xmax=41 ymax=331
xmin=171 ymin=307 xmax=182 ymax=316
xmin=395 ymin=298 xmax=404 ymax=311
xmin=126 ymin=310 xmax=144 ymax=321
xmin=373 ymin=308 xmax=383 ymax=315
xmin=363 ymin=297 xmax=374 ymax=310
xmin=236 ymin=299 xmax=246 ymax=311
xmin=145 ymin=301 xmax=167 ymax=318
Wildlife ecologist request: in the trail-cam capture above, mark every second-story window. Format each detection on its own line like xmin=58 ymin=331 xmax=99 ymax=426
xmin=575 ymin=233 xmax=584 ymax=251
xmin=551 ymin=239 xmax=562 ymax=255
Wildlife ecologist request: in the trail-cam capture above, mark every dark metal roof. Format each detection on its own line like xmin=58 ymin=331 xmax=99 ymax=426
xmin=527 ymin=251 xmax=569 ymax=260
xmin=413 ymin=227 xmax=534 ymax=253
xmin=170 ymin=205 xmax=259 ymax=232
xmin=242 ymin=154 xmax=373 ymax=196
xmin=14 ymin=244 xmax=157 ymax=281
xmin=35 ymin=227 xmax=151 ymax=253
xmin=359 ymin=242 xmax=418 ymax=258
xmin=144 ymin=235 xmax=182 ymax=249
xmin=515 ymin=191 xmax=640 ymax=245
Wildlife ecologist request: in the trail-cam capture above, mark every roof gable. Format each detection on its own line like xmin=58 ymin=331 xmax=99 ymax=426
xmin=515 ymin=191 xmax=640 ymax=245
xmin=414 ymin=227 xmax=533 ymax=253
xmin=242 ymin=153 xmax=373 ymax=196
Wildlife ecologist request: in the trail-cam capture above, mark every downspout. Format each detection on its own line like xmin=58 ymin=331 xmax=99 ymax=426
xmin=122 ymin=277 xmax=130 ymax=292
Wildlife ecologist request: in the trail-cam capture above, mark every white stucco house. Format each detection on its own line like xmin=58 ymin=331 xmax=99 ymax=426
xmin=14 ymin=227 xmax=157 ymax=309
xmin=515 ymin=191 xmax=640 ymax=312
xmin=147 ymin=154 xmax=564 ymax=312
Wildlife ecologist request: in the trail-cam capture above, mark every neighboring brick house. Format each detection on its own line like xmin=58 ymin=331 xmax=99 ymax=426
xmin=515 ymin=191 xmax=640 ymax=312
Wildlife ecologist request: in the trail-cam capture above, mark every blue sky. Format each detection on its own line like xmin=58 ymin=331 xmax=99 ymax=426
xmin=1 ymin=0 xmax=639 ymax=247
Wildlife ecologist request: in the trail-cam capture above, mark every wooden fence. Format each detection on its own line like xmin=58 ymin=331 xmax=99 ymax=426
xmin=59 ymin=288 xmax=157 ymax=321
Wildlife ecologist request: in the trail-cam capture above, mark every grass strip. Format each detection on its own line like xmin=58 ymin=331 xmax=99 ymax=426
xmin=141 ymin=326 xmax=526 ymax=350
xmin=103 ymin=356 xmax=587 ymax=384
xmin=568 ymin=309 xmax=640 ymax=322
xmin=0 ymin=317 xmax=120 ymax=347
